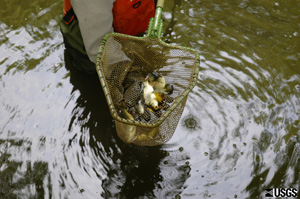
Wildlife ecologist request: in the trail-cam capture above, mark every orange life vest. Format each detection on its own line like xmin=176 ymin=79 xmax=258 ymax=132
xmin=63 ymin=0 xmax=155 ymax=36
xmin=113 ymin=0 xmax=155 ymax=35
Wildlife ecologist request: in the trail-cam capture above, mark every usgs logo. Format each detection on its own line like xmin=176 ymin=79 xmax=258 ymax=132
xmin=265 ymin=188 xmax=297 ymax=198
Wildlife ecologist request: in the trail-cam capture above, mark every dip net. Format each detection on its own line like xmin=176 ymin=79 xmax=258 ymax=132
xmin=96 ymin=0 xmax=199 ymax=146
xmin=96 ymin=34 xmax=199 ymax=146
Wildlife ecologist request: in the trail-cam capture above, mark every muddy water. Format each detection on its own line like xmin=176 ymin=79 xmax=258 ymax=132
xmin=1 ymin=0 xmax=300 ymax=198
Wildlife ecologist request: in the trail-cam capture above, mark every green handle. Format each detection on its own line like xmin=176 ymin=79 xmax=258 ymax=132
xmin=146 ymin=0 xmax=165 ymax=38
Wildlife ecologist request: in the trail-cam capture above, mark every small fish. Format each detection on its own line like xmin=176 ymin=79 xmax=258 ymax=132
xmin=124 ymin=81 xmax=143 ymax=108
xmin=143 ymin=80 xmax=159 ymax=110
xmin=153 ymin=75 xmax=166 ymax=91
xmin=153 ymin=92 xmax=165 ymax=103
xmin=146 ymin=73 xmax=171 ymax=94
xmin=120 ymin=108 xmax=134 ymax=121
xmin=123 ymin=71 xmax=145 ymax=89
xmin=150 ymin=98 xmax=159 ymax=110
xmin=118 ymin=102 xmax=134 ymax=120
xmin=145 ymin=72 xmax=157 ymax=86
xmin=163 ymin=83 xmax=174 ymax=95
xmin=135 ymin=100 xmax=144 ymax=115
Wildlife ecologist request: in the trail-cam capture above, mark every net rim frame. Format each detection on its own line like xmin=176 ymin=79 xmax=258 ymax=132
xmin=96 ymin=32 xmax=200 ymax=128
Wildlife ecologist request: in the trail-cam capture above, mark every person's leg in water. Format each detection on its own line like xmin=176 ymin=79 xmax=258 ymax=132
xmin=60 ymin=16 xmax=96 ymax=74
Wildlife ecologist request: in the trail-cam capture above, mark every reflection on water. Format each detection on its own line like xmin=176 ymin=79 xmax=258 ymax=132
xmin=0 ymin=139 xmax=49 ymax=198
xmin=1 ymin=0 xmax=300 ymax=198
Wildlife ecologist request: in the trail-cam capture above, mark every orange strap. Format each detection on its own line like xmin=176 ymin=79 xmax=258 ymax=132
xmin=63 ymin=0 xmax=75 ymax=24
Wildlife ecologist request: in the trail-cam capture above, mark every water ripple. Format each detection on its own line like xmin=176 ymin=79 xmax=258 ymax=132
xmin=1 ymin=0 xmax=300 ymax=198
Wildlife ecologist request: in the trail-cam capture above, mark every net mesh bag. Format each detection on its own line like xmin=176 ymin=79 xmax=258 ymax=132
xmin=96 ymin=33 xmax=199 ymax=146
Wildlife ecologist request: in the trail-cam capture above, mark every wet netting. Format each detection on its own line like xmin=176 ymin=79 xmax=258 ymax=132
xmin=96 ymin=33 xmax=199 ymax=146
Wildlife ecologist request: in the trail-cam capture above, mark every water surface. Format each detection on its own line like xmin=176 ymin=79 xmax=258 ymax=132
xmin=1 ymin=0 xmax=300 ymax=198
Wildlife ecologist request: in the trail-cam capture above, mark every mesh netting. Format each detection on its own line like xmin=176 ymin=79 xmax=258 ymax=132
xmin=96 ymin=33 xmax=199 ymax=146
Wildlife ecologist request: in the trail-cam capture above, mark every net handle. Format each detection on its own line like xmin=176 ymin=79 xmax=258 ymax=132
xmin=156 ymin=0 xmax=165 ymax=8
xmin=147 ymin=0 xmax=165 ymax=38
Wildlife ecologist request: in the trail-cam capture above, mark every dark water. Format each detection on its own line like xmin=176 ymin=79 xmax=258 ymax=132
xmin=1 ymin=0 xmax=300 ymax=198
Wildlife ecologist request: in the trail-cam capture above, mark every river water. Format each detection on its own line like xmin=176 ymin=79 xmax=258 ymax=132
xmin=1 ymin=0 xmax=300 ymax=198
